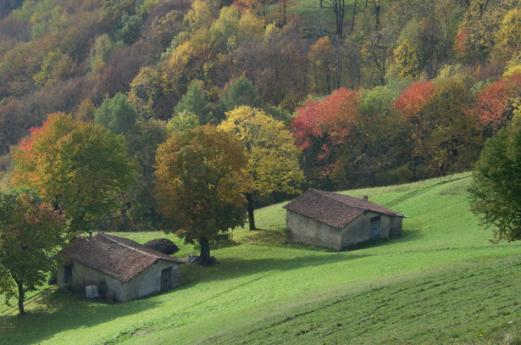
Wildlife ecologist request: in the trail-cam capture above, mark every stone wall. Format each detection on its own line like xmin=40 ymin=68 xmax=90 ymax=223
xmin=57 ymin=261 xmax=125 ymax=300
xmin=286 ymin=210 xmax=404 ymax=251
xmin=341 ymin=212 xmax=403 ymax=249
xmin=286 ymin=210 xmax=342 ymax=250
xmin=121 ymin=261 xmax=180 ymax=301
xmin=57 ymin=260 xmax=180 ymax=302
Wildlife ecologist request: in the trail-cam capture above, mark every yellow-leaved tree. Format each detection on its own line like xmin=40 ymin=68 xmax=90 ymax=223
xmin=219 ymin=106 xmax=304 ymax=230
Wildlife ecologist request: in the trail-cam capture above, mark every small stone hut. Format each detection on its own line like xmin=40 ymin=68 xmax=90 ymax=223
xmin=284 ymin=189 xmax=404 ymax=250
xmin=58 ymin=233 xmax=184 ymax=302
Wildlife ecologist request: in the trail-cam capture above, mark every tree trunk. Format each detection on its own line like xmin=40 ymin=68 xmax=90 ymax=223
xmin=246 ymin=193 xmax=257 ymax=230
xmin=16 ymin=280 xmax=25 ymax=315
xmin=350 ymin=0 xmax=358 ymax=34
xmin=373 ymin=3 xmax=381 ymax=31
xmin=279 ymin=0 xmax=287 ymax=26
xmin=199 ymin=237 xmax=211 ymax=266
xmin=334 ymin=1 xmax=345 ymax=37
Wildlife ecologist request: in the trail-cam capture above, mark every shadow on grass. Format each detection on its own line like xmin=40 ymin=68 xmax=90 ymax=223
xmin=346 ymin=228 xmax=423 ymax=252
xmin=0 ymin=290 xmax=159 ymax=345
xmin=239 ymin=227 xmax=287 ymax=246
xmin=180 ymin=251 xmax=371 ymax=288
xmin=238 ymin=226 xmax=423 ymax=253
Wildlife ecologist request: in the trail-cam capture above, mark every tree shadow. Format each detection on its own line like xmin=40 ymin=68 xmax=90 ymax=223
xmin=239 ymin=227 xmax=287 ymax=246
xmin=345 ymin=228 xmax=424 ymax=251
xmin=236 ymin=226 xmax=423 ymax=252
xmin=180 ymin=251 xmax=371 ymax=288
xmin=0 ymin=290 xmax=159 ymax=345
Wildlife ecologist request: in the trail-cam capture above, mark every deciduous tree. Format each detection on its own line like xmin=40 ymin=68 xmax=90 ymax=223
xmin=219 ymin=106 xmax=303 ymax=230
xmin=154 ymin=126 xmax=250 ymax=265
xmin=174 ymin=80 xmax=211 ymax=123
xmin=0 ymin=190 xmax=65 ymax=315
xmin=322 ymin=0 xmax=346 ymax=36
xmin=469 ymin=103 xmax=521 ymax=241
xmin=221 ymin=76 xmax=263 ymax=113
xmin=11 ymin=114 xmax=137 ymax=233
xmin=474 ymin=73 xmax=521 ymax=132
xmin=95 ymin=93 xmax=139 ymax=134
xmin=293 ymin=88 xmax=360 ymax=187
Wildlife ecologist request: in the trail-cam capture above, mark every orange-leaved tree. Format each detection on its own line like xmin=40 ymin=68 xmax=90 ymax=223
xmin=11 ymin=113 xmax=137 ymax=233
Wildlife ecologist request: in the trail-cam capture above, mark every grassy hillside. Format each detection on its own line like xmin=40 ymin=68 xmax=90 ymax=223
xmin=1 ymin=173 xmax=521 ymax=345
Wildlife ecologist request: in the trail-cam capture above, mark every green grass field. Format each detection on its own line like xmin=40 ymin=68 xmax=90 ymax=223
xmin=1 ymin=173 xmax=521 ymax=345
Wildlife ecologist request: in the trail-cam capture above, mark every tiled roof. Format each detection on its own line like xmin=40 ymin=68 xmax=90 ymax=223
xmin=61 ymin=233 xmax=183 ymax=283
xmin=284 ymin=189 xmax=403 ymax=229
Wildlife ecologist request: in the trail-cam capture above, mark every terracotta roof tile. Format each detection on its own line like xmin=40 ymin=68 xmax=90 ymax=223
xmin=284 ymin=189 xmax=403 ymax=229
xmin=61 ymin=233 xmax=183 ymax=283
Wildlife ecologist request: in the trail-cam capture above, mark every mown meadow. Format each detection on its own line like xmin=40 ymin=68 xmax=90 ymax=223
xmin=1 ymin=173 xmax=521 ymax=345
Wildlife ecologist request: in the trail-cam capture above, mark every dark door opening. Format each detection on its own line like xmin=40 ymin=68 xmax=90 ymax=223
xmin=64 ymin=264 xmax=73 ymax=284
xmin=160 ymin=267 xmax=173 ymax=291
xmin=370 ymin=216 xmax=381 ymax=240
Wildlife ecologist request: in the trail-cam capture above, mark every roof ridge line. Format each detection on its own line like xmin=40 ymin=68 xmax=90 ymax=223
xmin=99 ymin=233 xmax=162 ymax=260
xmin=317 ymin=189 xmax=402 ymax=215
xmin=313 ymin=189 xmax=372 ymax=213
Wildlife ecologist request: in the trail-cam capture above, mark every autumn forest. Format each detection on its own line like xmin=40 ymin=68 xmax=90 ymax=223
xmin=0 ymin=0 xmax=520 ymax=233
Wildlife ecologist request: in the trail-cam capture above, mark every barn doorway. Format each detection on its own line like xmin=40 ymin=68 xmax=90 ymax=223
xmin=160 ymin=267 xmax=173 ymax=291
xmin=64 ymin=264 xmax=73 ymax=285
xmin=370 ymin=216 xmax=381 ymax=240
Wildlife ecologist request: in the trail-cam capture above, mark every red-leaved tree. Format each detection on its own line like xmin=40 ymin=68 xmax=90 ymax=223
xmin=393 ymin=81 xmax=435 ymax=118
xmin=292 ymin=88 xmax=360 ymax=186
xmin=474 ymin=73 xmax=521 ymax=132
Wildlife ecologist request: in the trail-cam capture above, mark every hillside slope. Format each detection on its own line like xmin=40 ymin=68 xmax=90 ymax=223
xmin=1 ymin=173 xmax=521 ymax=345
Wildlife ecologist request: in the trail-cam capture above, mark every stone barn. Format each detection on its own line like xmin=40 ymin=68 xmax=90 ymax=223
xmin=284 ymin=189 xmax=404 ymax=250
xmin=58 ymin=233 xmax=184 ymax=302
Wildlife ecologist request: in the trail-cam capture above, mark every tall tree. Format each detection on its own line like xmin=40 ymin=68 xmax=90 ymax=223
xmin=322 ymin=0 xmax=346 ymax=36
xmin=469 ymin=104 xmax=521 ymax=242
xmin=308 ymin=36 xmax=343 ymax=95
xmin=473 ymin=73 xmax=521 ymax=133
xmin=95 ymin=93 xmax=139 ymax=134
xmin=167 ymin=111 xmax=200 ymax=133
xmin=174 ymin=80 xmax=211 ymax=123
xmin=221 ymin=76 xmax=263 ymax=113
xmin=293 ymin=88 xmax=360 ymax=188
xmin=0 ymin=191 xmax=65 ymax=315
xmin=154 ymin=126 xmax=250 ymax=265
xmin=219 ymin=106 xmax=304 ymax=230
xmin=11 ymin=114 xmax=137 ymax=233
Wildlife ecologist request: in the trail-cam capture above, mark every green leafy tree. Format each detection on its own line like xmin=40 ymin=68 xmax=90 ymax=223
xmin=492 ymin=8 xmax=521 ymax=63
xmin=124 ymin=119 xmax=168 ymax=230
xmin=154 ymin=126 xmax=250 ymax=265
xmin=173 ymin=80 xmax=210 ymax=123
xmin=0 ymin=190 xmax=66 ymax=315
xmin=95 ymin=93 xmax=139 ymax=134
xmin=12 ymin=114 xmax=137 ymax=233
xmin=393 ymin=19 xmax=424 ymax=78
xmin=33 ymin=50 xmax=75 ymax=87
xmin=167 ymin=111 xmax=200 ymax=133
xmin=221 ymin=76 xmax=263 ymax=113
xmin=219 ymin=106 xmax=304 ymax=230
xmin=469 ymin=103 xmax=521 ymax=242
